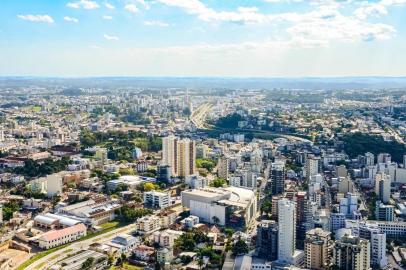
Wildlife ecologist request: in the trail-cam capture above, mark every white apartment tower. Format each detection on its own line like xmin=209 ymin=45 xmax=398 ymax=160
xmin=278 ymin=198 xmax=296 ymax=264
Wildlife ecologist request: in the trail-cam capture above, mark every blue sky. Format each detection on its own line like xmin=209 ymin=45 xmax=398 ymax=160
xmin=0 ymin=0 xmax=405 ymax=77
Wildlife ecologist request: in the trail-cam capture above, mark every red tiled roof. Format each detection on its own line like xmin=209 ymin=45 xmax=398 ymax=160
xmin=40 ymin=223 xmax=86 ymax=242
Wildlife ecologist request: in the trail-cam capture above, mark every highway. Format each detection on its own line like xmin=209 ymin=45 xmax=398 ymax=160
xmin=190 ymin=103 xmax=213 ymax=129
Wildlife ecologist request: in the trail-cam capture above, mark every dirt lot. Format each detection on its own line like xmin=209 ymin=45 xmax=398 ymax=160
xmin=0 ymin=248 xmax=31 ymax=270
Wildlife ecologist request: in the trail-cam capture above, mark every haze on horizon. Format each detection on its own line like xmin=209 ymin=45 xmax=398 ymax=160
xmin=1 ymin=0 xmax=406 ymax=77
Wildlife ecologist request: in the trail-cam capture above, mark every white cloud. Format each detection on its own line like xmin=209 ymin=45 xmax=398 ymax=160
xmin=102 ymin=15 xmax=113 ymax=20
xmin=67 ymin=0 xmax=100 ymax=10
xmin=136 ymin=0 xmax=150 ymax=10
xmin=105 ymin=2 xmax=115 ymax=9
xmin=125 ymin=4 xmax=139 ymax=13
xmin=89 ymin=45 xmax=101 ymax=49
xmin=143 ymin=20 xmax=170 ymax=27
xmin=64 ymin=16 xmax=79 ymax=23
xmin=103 ymin=34 xmax=119 ymax=41
xmin=17 ymin=14 xmax=54 ymax=23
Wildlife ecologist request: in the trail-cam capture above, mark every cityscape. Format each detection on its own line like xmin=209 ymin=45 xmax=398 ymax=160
xmin=1 ymin=1 xmax=406 ymax=270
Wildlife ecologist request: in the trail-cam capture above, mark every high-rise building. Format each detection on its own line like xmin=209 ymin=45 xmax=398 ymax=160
xmin=353 ymin=223 xmax=387 ymax=269
xmin=270 ymin=161 xmax=285 ymax=195
xmin=157 ymin=164 xmax=172 ymax=183
xmin=296 ymin=191 xmax=307 ymax=249
xmin=403 ymin=154 xmax=406 ymax=169
xmin=257 ymin=220 xmax=278 ymax=261
xmin=330 ymin=213 xmax=346 ymax=233
xmin=375 ymin=172 xmax=391 ymax=203
xmin=162 ymin=136 xmax=196 ymax=178
xmin=143 ymin=190 xmax=170 ymax=209
xmin=377 ymin=153 xmax=391 ymax=164
xmin=278 ymin=199 xmax=297 ymax=264
xmin=305 ymin=228 xmax=332 ymax=270
xmin=177 ymin=138 xmax=196 ymax=178
xmin=365 ymin=152 xmax=375 ymax=167
xmin=339 ymin=193 xmax=358 ymax=218
xmin=333 ymin=234 xmax=370 ymax=270
xmin=305 ymin=156 xmax=321 ymax=180
xmin=375 ymin=201 xmax=394 ymax=221
xmin=217 ymin=156 xmax=229 ymax=180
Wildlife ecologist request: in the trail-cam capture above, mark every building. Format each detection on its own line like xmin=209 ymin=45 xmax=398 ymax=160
xmin=186 ymin=175 xmax=208 ymax=189
xmin=157 ymin=247 xmax=173 ymax=265
xmin=38 ymin=223 xmax=87 ymax=249
xmin=55 ymin=250 xmax=107 ymax=270
xmin=339 ymin=193 xmax=358 ymax=218
xmin=375 ymin=201 xmax=394 ymax=221
xmin=182 ymin=215 xmax=200 ymax=229
xmin=154 ymin=229 xmax=184 ymax=247
xmin=218 ymin=156 xmax=229 ymax=180
xmin=136 ymin=215 xmax=161 ymax=234
xmin=57 ymin=199 xmax=121 ymax=225
xmin=256 ymin=220 xmax=278 ymax=261
xmin=132 ymin=147 xmax=143 ymax=159
xmin=109 ymin=234 xmax=139 ymax=254
xmin=330 ymin=213 xmax=346 ymax=233
xmin=304 ymin=228 xmax=332 ymax=270
xmin=306 ymin=156 xmax=320 ymax=180
xmin=375 ymin=172 xmax=391 ymax=203
xmin=270 ymin=161 xmax=286 ymax=195
xmin=333 ymin=234 xmax=370 ymax=270
xmin=365 ymin=152 xmax=375 ymax=166
xmin=143 ymin=190 xmax=170 ymax=209
xmin=157 ymin=164 xmax=171 ymax=183
xmin=162 ymin=136 xmax=196 ymax=178
xmin=278 ymin=199 xmax=303 ymax=266
xmin=133 ymin=245 xmax=155 ymax=262
xmin=34 ymin=213 xmax=82 ymax=229
xmin=353 ymin=223 xmax=387 ymax=269
xmin=377 ymin=153 xmax=391 ymax=164
xmin=181 ymin=186 xmax=257 ymax=229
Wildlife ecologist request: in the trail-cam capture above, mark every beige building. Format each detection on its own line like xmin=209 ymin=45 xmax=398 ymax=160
xmin=333 ymin=234 xmax=370 ymax=270
xmin=162 ymin=136 xmax=196 ymax=178
xmin=305 ymin=228 xmax=332 ymax=270
xmin=217 ymin=156 xmax=229 ymax=180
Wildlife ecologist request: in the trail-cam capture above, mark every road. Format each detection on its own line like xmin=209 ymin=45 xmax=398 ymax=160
xmin=190 ymin=103 xmax=213 ymax=129
xmin=23 ymin=223 xmax=137 ymax=270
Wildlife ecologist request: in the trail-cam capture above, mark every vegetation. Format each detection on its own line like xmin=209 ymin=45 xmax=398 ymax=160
xmin=210 ymin=178 xmax=227 ymax=188
xmin=342 ymin=132 xmax=406 ymax=163
xmin=80 ymin=129 xmax=162 ymax=160
xmin=215 ymin=113 xmax=243 ymax=128
xmin=2 ymin=201 xmax=19 ymax=221
xmin=81 ymin=257 xmax=95 ymax=270
xmin=231 ymin=239 xmax=249 ymax=255
xmin=260 ymin=199 xmax=272 ymax=216
xmin=174 ymin=229 xmax=209 ymax=252
xmin=120 ymin=205 xmax=153 ymax=222
xmin=13 ymin=157 xmax=70 ymax=178
xmin=122 ymin=111 xmax=151 ymax=125
xmin=196 ymin=158 xmax=216 ymax=173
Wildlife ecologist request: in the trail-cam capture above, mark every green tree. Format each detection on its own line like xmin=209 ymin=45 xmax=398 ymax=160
xmin=232 ymin=240 xmax=249 ymax=255
xmin=81 ymin=257 xmax=95 ymax=270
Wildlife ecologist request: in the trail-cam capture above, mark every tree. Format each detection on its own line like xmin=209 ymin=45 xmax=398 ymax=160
xmin=210 ymin=178 xmax=226 ymax=188
xmin=212 ymin=216 xmax=220 ymax=225
xmin=81 ymin=257 xmax=95 ymax=270
xmin=232 ymin=240 xmax=249 ymax=255
xmin=196 ymin=158 xmax=216 ymax=173
xmin=260 ymin=199 xmax=272 ymax=215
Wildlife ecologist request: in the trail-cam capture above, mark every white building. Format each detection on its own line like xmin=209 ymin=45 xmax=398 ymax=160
xmin=143 ymin=190 xmax=170 ymax=209
xmin=185 ymin=175 xmax=208 ymax=189
xmin=339 ymin=193 xmax=358 ymax=218
xmin=38 ymin=223 xmax=87 ymax=249
xmin=375 ymin=172 xmax=391 ymax=203
xmin=278 ymin=199 xmax=303 ymax=266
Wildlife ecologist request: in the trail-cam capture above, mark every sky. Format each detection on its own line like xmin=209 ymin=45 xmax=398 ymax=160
xmin=0 ymin=0 xmax=406 ymax=77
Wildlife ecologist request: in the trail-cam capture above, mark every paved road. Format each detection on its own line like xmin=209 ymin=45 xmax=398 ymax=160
xmin=23 ymin=223 xmax=137 ymax=270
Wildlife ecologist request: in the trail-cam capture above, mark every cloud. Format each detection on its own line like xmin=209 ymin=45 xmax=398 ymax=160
xmin=67 ymin=0 xmax=100 ymax=9
xmin=143 ymin=20 xmax=170 ymax=27
xmin=105 ymin=2 xmax=115 ymax=9
xmin=103 ymin=34 xmax=119 ymax=41
xmin=102 ymin=15 xmax=113 ymax=20
xmin=136 ymin=0 xmax=150 ymax=10
xmin=89 ymin=45 xmax=101 ymax=49
xmin=125 ymin=4 xmax=139 ymax=13
xmin=17 ymin=14 xmax=54 ymax=23
xmin=64 ymin=16 xmax=79 ymax=23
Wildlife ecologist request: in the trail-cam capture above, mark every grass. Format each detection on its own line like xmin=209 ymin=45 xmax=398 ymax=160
xmin=16 ymin=221 xmax=129 ymax=270
xmin=110 ymin=263 xmax=143 ymax=270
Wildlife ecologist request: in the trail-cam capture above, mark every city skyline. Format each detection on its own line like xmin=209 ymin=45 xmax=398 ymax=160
xmin=1 ymin=0 xmax=406 ymax=77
